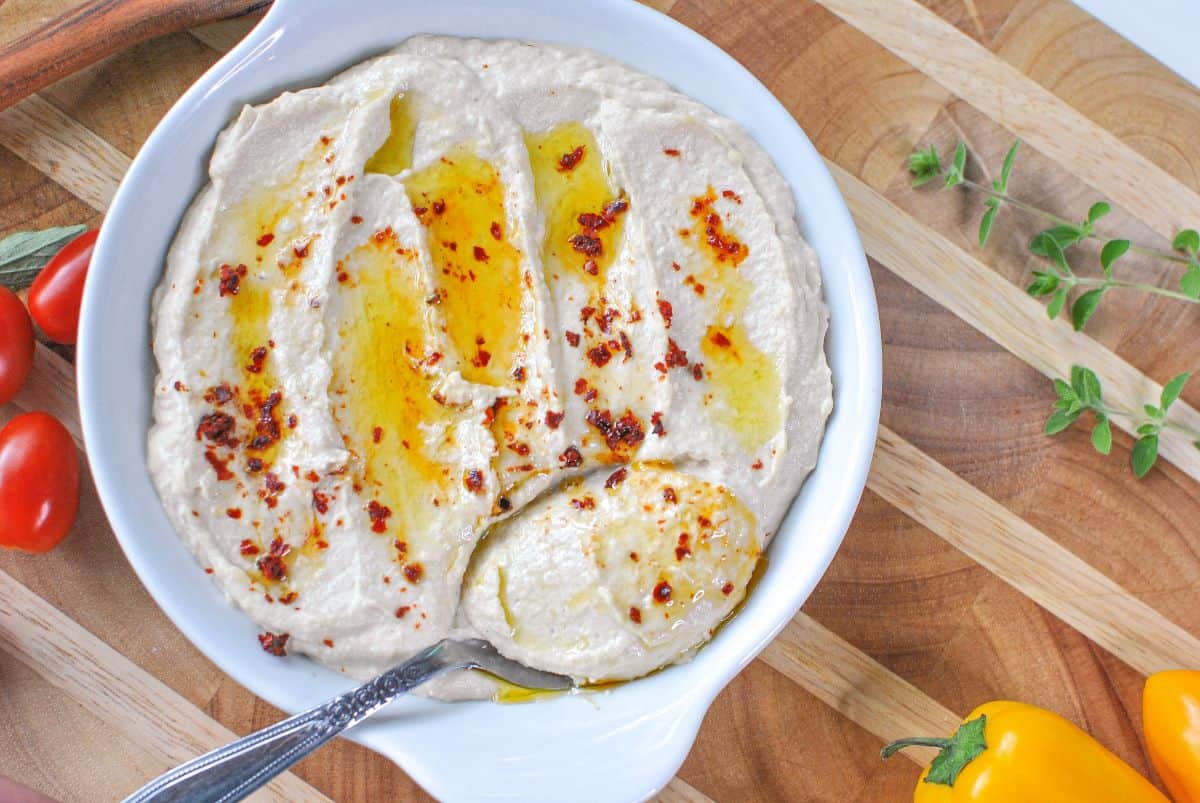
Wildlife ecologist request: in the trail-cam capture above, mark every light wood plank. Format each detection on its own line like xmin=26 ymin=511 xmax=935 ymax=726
xmin=871 ymin=425 xmax=1200 ymax=675
xmin=817 ymin=0 xmax=1200 ymax=240
xmin=657 ymin=777 xmax=713 ymax=803
xmin=11 ymin=343 xmax=81 ymax=446
xmin=0 ymin=568 xmax=331 ymax=803
xmin=0 ymin=94 xmax=127 ymax=212
xmin=831 ymin=160 xmax=1200 ymax=483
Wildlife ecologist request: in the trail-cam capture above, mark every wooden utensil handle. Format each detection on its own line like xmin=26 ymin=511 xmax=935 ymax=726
xmin=0 ymin=0 xmax=271 ymax=113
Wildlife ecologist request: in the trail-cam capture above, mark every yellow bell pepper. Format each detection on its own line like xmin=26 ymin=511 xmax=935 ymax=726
xmin=1144 ymin=670 xmax=1200 ymax=802
xmin=882 ymin=701 xmax=1167 ymax=802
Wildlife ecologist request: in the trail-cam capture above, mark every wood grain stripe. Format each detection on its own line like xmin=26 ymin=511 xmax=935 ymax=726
xmin=0 ymin=94 xmax=127 ymax=212
xmin=658 ymin=777 xmax=713 ymax=803
xmin=831 ymin=161 xmax=1200 ymax=483
xmin=871 ymin=425 xmax=1200 ymax=674
xmin=0 ymin=568 xmax=330 ymax=802
xmin=816 ymin=0 xmax=1200 ymax=239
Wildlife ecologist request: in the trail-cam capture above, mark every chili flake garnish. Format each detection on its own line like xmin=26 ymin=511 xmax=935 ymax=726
xmin=651 ymin=412 xmax=666 ymax=437
xmin=559 ymin=445 xmax=583 ymax=468
xmin=709 ymin=330 xmax=732 ymax=348
xmin=204 ymin=384 xmax=234 ymax=405
xmin=691 ymin=363 xmax=704 ymax=381
xmin=557 ymin=145 xmax=585 ymax=171
xmin=585 ymin=408 xmax=645 ymax=452
xmin=688 ymin=188 xmax=747 ymax=265
xmin=663 ymin=148 xmax=681 ymax=157
xmin=604 ymin=467 xmax=628 ymax=489
xmin=204 ymin=450 xmax=234 ymax=481
xmin=587 ymin=343 xmax=612 ymax=367
xmin=629 ymin=607 xmax=643 ymax=623
xmin=280 ymin=591 xmax=298 ymax=605
xmin=240 ymin=539 xmax=260 ymax=556
xmin=565 ymin=331 xmax=581 ymax=347
xmin=653 ymin=581 xmax=673 ymax=603
xmin=656 ymin=298 xmax=673 ymax=328
xmin=257 ymin=554 xmax=287 ymax=581
xmin=569 ymin=233 xmax=602 ymax=257
xmin=350 ymin=215 xmax=363 ymax=225
xmin=372 ymin=426 xmax=383 ymax=444
xmin=545 ymin=410 xmax=564 ymax=429
xmin=619 ymin=331 xmax=633 ymax=362
xmin=256 ymin=233 xmax=275 ymax=247
xmin=218 ymin=263 xmax=247 ymax=297
xmin=312 ymin=490 xmax=329 ymax=514
xmin=258 ymin=631 xmax=289 ymax=656
xmin=367 ymin=499 xmax=392 ymax=533
xmin=404 ymin=563 xmax=424 ymax=584
xmin=664 ymin=339 xmax=689 ymax=369
xmin=226 ymin=508 xmax=242 ymax=519
xmin=464 ymin=469 xmax=486 ymax=494
xmin=473 ymin=245 xmax=489 ymax=262
xmin=396 ymin=606 xmax=412 ymax=618
xmin=197 ymin=412 xmax=238 ymax=447
xmin=721 ymin=582 xmax=735 ymax=596
xmin=490 ymin=221 xmax=502 ymax=240
xmin=246 ymin=346 xmax=269 ymax=374
xmin=571 ymin=496 xmax=596 ymax=510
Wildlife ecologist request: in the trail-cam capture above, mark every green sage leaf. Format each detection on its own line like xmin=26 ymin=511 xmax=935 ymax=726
xmin=1046 ymin=287 xmax=1068 ymax=319
xmin=1138 ymin=422 xmax=1160 ymax=436
xmin=1132 ymin=435 xmax=1159 ymax=478
xmin=1181 ymin=266 xmax=1200 ymax=299
xmin=944 ymin=142 xmax=967 ymax=188
xmin=908 ymin=145 xmax=942 ymax=188
xmin=1045 ymin=409 xmax=1081 ymax=435
xmin=1087 ymin=201 xmax=1111 ymax=224
xmin=1053 ymin=378 xmax=1075 ymax=401
xmin=997 ymin=140 xmax=1020 ymax=191
xmin=1030 ymin=226 xmax=1085 ymax=259
xmin=1026 ymin=271 xmax=1059 ymax=297
xmin=1091 ymin=417 xmax=1113 ymax=455
xmin=1099 ymin=239 xmax=1130 ymax=278
xmin=979 ymin=205 xmax=999 ymax=247
xmin=1173 ymin=229 xmax=1200 ymax=256
xmin=0 ymin=225 xmax=87 ymax=291
xmin=1071 ymin=288 xmax=1105 ymax=331
xmin=1161 ymin=372 xmax=1191 ymax=411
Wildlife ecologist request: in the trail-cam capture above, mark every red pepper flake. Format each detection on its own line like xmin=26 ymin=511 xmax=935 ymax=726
xmin=280 ymin=590 xmax=298 ymax=605
xmin=651 ymin=412 xmax=666 ymax=437
xmin=372 ymin=426 xmax=383 ymax=444
xmin=173 ymin=380 xmax=187 ymax=392
xmin=663 ymin=148 xmax=681 ymax=157
xmin=571 ymin=496 xmax=596 ymax=510
xmin=204 ymin=450 xmax=234 ymax=481
xmin=565 ymin=330 xmax=581 ymax=347
xmin=722 ymin=189 xmax=742 ymax=204
xmin=751 ymin=459 xmax=763 ymax=470
xmin=240 ymin=539 xmax=260 ymax=556
xmin=545 ymin=411 xmax=564 ymax=430
xmin=218 ymin=263 xmax=247 ymax=297
xmin=619 ymin=331 xmax=633 ymax=362
xmin=721 ymin=582 xmax=735 ymax=596
xmin=657 ymin=298 xmax=673 ymax=328
xmin=490 ymin=221 xmax=502 ymax=240
xmin=582 ymin=259 xmax=599 ymax=276
xmin=574 ymin=378 xmax=589 ymax=396
xmin=257 ymin=554 xmax=287 ymax=581
xmin=226 ymin=508 xmax=242 ymax=519
xmin=664 ymin=339 xmax=689 ymax=369
xmin=596 ymin=307 xmax=619 ymax=333
xmin=653 ymin=581 xmax=672 ymax=603
xmin=323 ymin=638 xmax=335 ymax=648
xmin=604 ymin=467 xmax=628 ymax=489
xmin=559 ymin=445 xmax=583 ymax=468
xmin=412 ymin=205 xmax=428 ymax=217
xmin=558 ymin=145 xmax=585 ymax=171
xmin=368 ymin=499 xmax=392 ymax=532
xmin=293 ymin=240 xmax=310 ymax=259
xmin=709 ymin=330 xmax=732 ymax=348
xmin=258 ymin=631 xmax=289 ymax=656
xmin=689 ymin=188 xmax=748 ymax=264
xmin=698 ymin=515 xmax=712 ymax=529
xmin=629 ymin=551 xmax=639 ymax=561
xmin=577 ymin=212 xmax=608 ymax=231
xmin=629 ymin=606 xmax=643 ymax=623
xmin=512 ymin=365 xmax=526 ymax=382
xmin=287 ymin=414 xmax=298 ymax=429
xmin=350 ymin=215 xmax=363 ymax=225
xmin=431 ymin=199 xmax=446 ymax=215
xmin=603 ymin=197 xmax=629 ymax=221
xmin=585 ymin=409 xmax=645 ymax=452
xmin=404 ymin=563 xmax=424 ymax=584
xmin=312 ymin=490 xmax=329 ymax=514
xmin=587 ymin=343 xmax=612 ymax=367
xmin=246 ymin=457 xmax=263 ymax=474
xmin=692 ymin=363 xmax=704 ymax=381
xmin=684 ymin=275 xmax=706 ymax=296
xmin=569 ymin=233 xmax=602 ymax=257
xmin=246 ymin=346 xmax=269 ymax=374
xmin=473 ymin=245 xmax=489 ymax=262
xmin=204 ymin=566 xmax=213 ymax=573
xmin=662 ymin=486 xmax=677 ymax=503
xmin=197 ymin=412 xmax=238 ymax=447
xmin=204 ymin=384 xmax=234 ymax=405
xmin=675 ymin=533 xmax=691 ymax=561
xmin=256 ymin=233 xmax=275 ymax=247
xmin=395 ymin=606 xmax=412 ymax=618
xmin=464 ymin=469 xmax=486 ymax=494
xmin=472 ymin=349 xmax=492 ymax=368
xmin=337 ymin=271 xmax=349 ymax=283
xmin=508 ymin=442 xmax=531 ymax=457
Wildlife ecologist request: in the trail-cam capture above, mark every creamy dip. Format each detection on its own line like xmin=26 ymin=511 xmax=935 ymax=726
xmin=148 ymin=36 xmax=831 ymax=692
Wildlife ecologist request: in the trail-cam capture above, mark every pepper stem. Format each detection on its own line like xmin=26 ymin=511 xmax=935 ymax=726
xmin=879 ymin=714 xmax=988 ymax=787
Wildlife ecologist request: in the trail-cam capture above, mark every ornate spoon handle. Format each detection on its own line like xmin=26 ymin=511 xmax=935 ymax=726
xmin=123 ymin=640 xmax=465 ymax=803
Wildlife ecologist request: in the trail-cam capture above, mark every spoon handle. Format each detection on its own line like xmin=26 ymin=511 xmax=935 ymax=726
xmin=0 ymin=0 xmax=271 ymax=114
xmin=122 ymin=640 xmax=464 ymax=803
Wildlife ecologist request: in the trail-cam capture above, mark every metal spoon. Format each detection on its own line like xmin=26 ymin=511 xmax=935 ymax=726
xmin=122 ymin=639 xmax=574 ymax=802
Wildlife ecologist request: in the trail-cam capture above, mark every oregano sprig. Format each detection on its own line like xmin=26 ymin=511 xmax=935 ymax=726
xmin=1048 ymin=366 xmax=1199 ymax=478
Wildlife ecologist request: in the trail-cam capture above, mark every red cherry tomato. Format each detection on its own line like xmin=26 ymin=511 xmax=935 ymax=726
xmin=0 ymin=412 xmax=80 ymax=553
xmin=0 ymin=286 xmax=34 ymax=405
xmin=28 ymin=228 xmax=97 ymax=345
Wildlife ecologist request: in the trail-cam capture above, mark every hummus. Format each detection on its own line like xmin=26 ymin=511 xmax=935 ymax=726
xmin=148 ymin=36 xmax=831 ymax=692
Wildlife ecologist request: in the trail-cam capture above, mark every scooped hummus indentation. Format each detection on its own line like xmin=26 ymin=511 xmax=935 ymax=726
xmin=148 ymin=36 xmax=832 ymax=694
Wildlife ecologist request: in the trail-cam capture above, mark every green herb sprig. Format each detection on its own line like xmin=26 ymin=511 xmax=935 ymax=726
xmin=910 ymin=141 xmax=1200 ymax=478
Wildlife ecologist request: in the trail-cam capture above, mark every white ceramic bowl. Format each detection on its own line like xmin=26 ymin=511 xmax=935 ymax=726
xmin=78 ymin=1 xmax=881 ymax=800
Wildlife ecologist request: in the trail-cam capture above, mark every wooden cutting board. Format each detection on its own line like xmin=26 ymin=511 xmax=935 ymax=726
xmin=4 ymin=0 xmax=1200 ymax=800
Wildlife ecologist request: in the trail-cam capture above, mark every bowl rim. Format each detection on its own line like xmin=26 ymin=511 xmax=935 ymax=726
xmin=77 ymin=1 xmax=881 ymax=799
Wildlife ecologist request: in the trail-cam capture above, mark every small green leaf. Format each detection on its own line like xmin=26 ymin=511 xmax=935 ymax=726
xmin=1026 ymin=271 xmax=1059 ymax=297
xmin=1181 ymin=266 xmax=1200 ymax=299
xmin=1053 ymin=398 xmax=1074 ymax=412
xmin=1046 ymin=409 xmax=1082 ymax=435
xmin=997 ymin=140 xmax=1020 ymax=191
xmin=979 ymin=206 xmax=999 ymax=247
xmin=1091 ymin=417 xmax=1113 ymax=455
xmin=1046 ymin=287 xmax=1068 ymax=319
xmin=0 ymin=225 xmax=87 ymax=291
xmin=944 ymin=142 xmax=967 ymax=188
xmin=1087 ymin=201 xmax=1111 ymax=224
xmin=1053 ymin=378 xmax=1076 ymax=401
xmin=1138 ymin=422 xmax=1159 ymax=436
xmin=908 ymin=144 xmax=942 ymax=188
xmin=1099 ymin=239 xmax=1130 ymax=278
xmin=1030 ymin=226 xmax=1085 ymax=258
xmin=1144 ymin=404 xmax=1164 ymax=419
xmin=1069 ymin=365 xmax=1101 ymax=405
xmin=1161 ymin=372 xmax=1191 ymax=411
xmin=1071 ymin=288 xmax=1105 ymax=331
xmin=1173 ymin=229 xmax=1200 ymax=256
xmin=1132 ymin=435 xmax=1160 ymax=478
